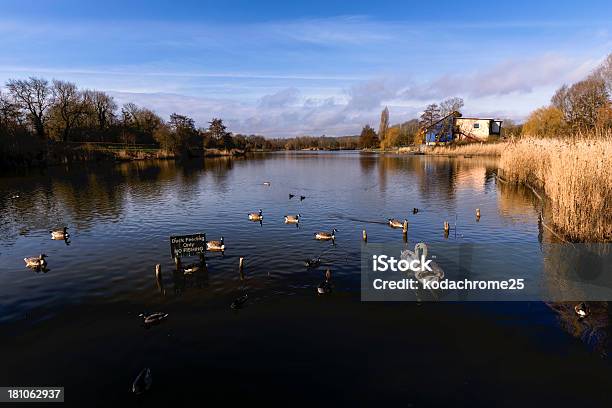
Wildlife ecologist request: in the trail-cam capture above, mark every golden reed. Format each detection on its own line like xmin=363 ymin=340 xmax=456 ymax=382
xmin=499 ymin=130 xmax=612 ymax=242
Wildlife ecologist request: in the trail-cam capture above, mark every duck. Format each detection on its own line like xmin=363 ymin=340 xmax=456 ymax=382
xmin=401 ymin=243 xmax=444 ymax=285
xmin=132 ymin=367 xmax=152 ymax=395
xmin=263 ymin=181 xmax=271 ymax=186
xmin=289 ymin=193 xmax=295 ymax=199
xmin=139 ymin=312 xmax=168 ymax=326
xmin=300 ymin=195 xmax=306 ymax=201
xmin=183 ymin=263 xmax=202 ymax=274
xmin=412 ymin=208 xmax=419 ymax=214
xmin=206 ymin=237 xmax=225 ymax=251
xmin=50 ymin=227 xmax=69 ymax=240
xmin=304 ymin=257 xmax=321 ymax=268
xmin=248 ymin=209 xmax=263 ymax=221
xmin=574 ymin=302 xmax=590 ymax=319
xmin=317 ymin=269 xmax=332 ymax=294
xmin=231 ymin=294 xmax=248 ymax=309
xmin=388 ymin=218 xmax=406 ymax=228
xmin=24 ymin=254 xmax=47 ymax=269
xmin=314 ymin=228 xmax=337 ymax=241
xmin=284 ymin=214 xmax=300 ymax=224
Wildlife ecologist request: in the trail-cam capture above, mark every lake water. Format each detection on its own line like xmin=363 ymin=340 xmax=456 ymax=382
xmin=1 ymin=152 xmax=611 ymax=406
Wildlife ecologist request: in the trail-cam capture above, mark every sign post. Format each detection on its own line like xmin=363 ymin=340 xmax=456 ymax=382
xmin=170 ymin=233 xmax=206 ymax=270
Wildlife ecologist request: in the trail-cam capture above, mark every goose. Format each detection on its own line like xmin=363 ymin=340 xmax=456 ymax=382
xmin=412 ymin=208 xmax=419 ymax=214
xmin=574 ymin=302 xmax=590 ymax=319
xmin=317 ymin=269 xmax=332 ymax=294
xmin=314 ymin=228 xmax=337 ymax=241
xmin=284 ymin=214 xmax=300 ymax=224
xmin=289 ymin=193 xmax=295 ymax=199
xmin=50 ymin=227 xmax=69 ymax=240
xmin=248 ymin=209 xmax=263 ymax=221
xmin=132 ymin=368 xmax=152 ymax=395
xmin=401 ymin=243 xmax=444 ymax=285
xmin=24 ymin=254 xmax=47 ymax=269
xmin=231 ymin=294 xmax=248 ymax=309
xmin=300 ymin=195 xmax=306 ymax=201
xmin=304 ymin=257 xmax=321 ymax=268
xmin=388 ymin=218 xmax=406 ymax=228
xmin=207 ymin=237 xmax=225 ymax=251
xmin=139 ymin=312 xmax=168 ymax=326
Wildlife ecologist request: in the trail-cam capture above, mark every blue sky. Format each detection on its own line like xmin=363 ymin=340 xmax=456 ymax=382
xmin=1 ymin=0 xmax=611 ymax=136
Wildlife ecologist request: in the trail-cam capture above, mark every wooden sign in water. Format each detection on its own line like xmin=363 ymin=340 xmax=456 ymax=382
xmin=170 ymin=233 xmax=206 ymax=258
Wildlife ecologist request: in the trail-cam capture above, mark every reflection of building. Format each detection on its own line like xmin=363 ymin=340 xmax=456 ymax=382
xmin=423 ymin=112 xmax=503 ymax=145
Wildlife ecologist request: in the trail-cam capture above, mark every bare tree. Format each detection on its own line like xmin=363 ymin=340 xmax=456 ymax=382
xmin=6 ymin=77 xmax=52 ymax=139
xmin=50 ymin=80 xmax=85 ymax=142
xmin=83 ymin=90 xmax=117 ymax=130
xmin=419 ymin=104 xmax=441 ymax=128
xmin=439 ymin=97 xmax=464 ymax=117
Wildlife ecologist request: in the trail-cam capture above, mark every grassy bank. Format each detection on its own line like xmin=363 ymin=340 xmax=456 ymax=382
xmin=425 ymin=141 xmax=506 ymax=156
xmin=499 ymin=133 xmax=612 ymax=242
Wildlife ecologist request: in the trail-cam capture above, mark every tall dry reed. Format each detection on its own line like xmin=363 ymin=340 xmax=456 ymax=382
xmin=427 ymin=142 xmax=507 ymax=156
xmin=499 ymin=131 xmax=612 ymax=241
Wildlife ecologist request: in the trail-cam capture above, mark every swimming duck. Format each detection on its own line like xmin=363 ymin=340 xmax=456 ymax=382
xmin=401 ymin=243 xmax=445 ymax=285
xmin=207 ymin=237 xmax=225 ymax=251
xmin=412 ymin=208 xmax=419 ymax=214
xmin=50 ymin=227 xmax=69 ymax=240
xmin=139 ymin=312 xmax=168 ymax=326
xmin=248 ymin=209 xmax=263 ymax=221
xmin=231 ymin=294 xmax=248 ymax=309
xmin=574 ymin=302 xmax=590 ymax=319
xmin=304 ymin=257 xmax=321 ymax=268
xmin=314 ymin=228 xmax=337 ymax=241
xmin=183 ymin=263 xmax=202 ymax=274
xmin=263 ymin=181 xmax=271 ymax=186
xmin=132 ymin=368 xmax=152 ymax=395
xmin=388 ymin=218 xmax=406 ymax=228
xmin=317 ymin=269 xmax=332 ymax=294
xmin=24 ymin=254 xmax=47 ymax=269
xmin=300 ymin=195 xmax=306 ymax=201
xmin=289 ymin=193 xmax=295 ymax=199
xmin=284 ymin=214 xmax=300 ymax=224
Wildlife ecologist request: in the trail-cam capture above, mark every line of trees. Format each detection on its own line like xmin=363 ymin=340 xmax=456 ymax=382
xmin=0 ymin=77 xmax=275 ymax=165
xmin=522 ymin=53 xmax=612 ymax=137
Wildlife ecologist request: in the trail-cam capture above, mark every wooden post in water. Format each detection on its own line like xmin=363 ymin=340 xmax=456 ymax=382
xmin=239 ymin=257 xmax=245 ymax=281
xmin=476 ymin=208 xmax=481 ymax=221
xmin=444 ymin=221 xmax=450 ymax=233
xmin=362 ymin=229 xmax=367 ymax=242
xmin=402 ymin=220 xmax=408 ymax=233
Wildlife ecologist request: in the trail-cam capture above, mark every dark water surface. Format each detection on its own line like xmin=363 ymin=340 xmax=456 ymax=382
xmin=1 ymin=152 xmax=611 ymax=406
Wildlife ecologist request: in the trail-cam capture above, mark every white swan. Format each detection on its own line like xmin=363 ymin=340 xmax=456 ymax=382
xmin=401 ymin=242 xmax=444 ymax=285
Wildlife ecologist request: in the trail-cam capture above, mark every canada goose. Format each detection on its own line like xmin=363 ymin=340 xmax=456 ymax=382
xmin=284 ymin=214 xmax=300 ymax=224
xmin=231 ymin=294 xmax=248 ymax=309
xmin=317 ymin=269 xmax=332 ymax=294
xmin=401 ymin=243 xmax=444 ymax=285
xmin=388 ymin=218 xmax=406 ymax=228
xmin=412 ymin=208 xmax=419 ymax=214
xmin=248 ymin=209 xmax=263 ymax=221
xmin=132 ymin=368 xmax=152 ymax=395
xmin=289 ymin=193 xmax=295 ymax=199
xmin=139 ymin=312 xmax=168 ymax=326
xmin=24 ymin=254 xmax=47 ymax=269
xmin=50 ymin=227 xmax=69 ymax=240
xmin=263 ymin=181 xmax=271 ymax=186
xmin=300 ymin=195 xmax=306 ymax=201
xmin=575 ymin=302 xmax=590 ymax=319
xmin=314 ymin=228 xmax=337 ymax=240
xmin=207 ymin=237 xmax=225 ymax=251
xmin=304 ymin=257 xmax=321 ymax=268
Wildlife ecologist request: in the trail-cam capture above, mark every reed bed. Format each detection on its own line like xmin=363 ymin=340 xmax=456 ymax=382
xmin=427 ymin=142 xmax=507 ymax=156
xmin=499 ymin=132 xmax=612 ymax=242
